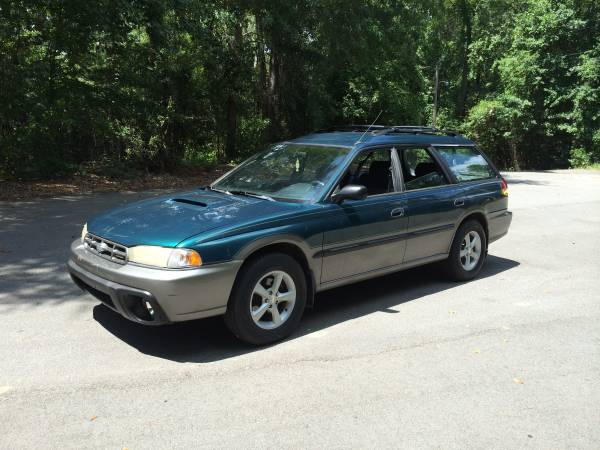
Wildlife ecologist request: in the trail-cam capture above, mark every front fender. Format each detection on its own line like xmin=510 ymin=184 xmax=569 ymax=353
xmin=190 ymin=229 xmax=322 ymax=308
xmin=179 ymin=221 xmax=323 ymax=276
xmin=233 ymin=233 xmax=321 ymax=308
xmin=233 ymin=232 xmax=316 ymax=261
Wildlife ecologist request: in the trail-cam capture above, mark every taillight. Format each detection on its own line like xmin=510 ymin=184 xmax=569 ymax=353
xmin=501 ymin=177 xmax=508 ymax=197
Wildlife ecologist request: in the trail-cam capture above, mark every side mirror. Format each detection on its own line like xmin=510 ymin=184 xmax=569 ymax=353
xmin=331 ymin=184 xmax=368 ymax=203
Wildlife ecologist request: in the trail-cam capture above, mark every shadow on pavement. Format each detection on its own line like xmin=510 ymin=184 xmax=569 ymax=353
xmin=1 ymin=192 xmax=519 ymax=362
xmin=0 ymin=191 xmax=178 ymax=307
xmin=93 ymin=254 xmax=519 ymax=363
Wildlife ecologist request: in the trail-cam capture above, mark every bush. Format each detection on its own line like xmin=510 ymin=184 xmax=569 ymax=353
xmin=568 ymin=148 xmax=592 ymax=168
xmin=463 ymin=100 xmax=512 ymax=168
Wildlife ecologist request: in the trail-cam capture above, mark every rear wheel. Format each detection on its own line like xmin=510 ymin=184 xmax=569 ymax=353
xmin=225 ymin=253 xmax=307 ymax=345
xmin=443 ymin=220 xmax=487 ymax=281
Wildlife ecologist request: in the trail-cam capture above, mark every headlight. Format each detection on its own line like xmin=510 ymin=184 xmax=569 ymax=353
xmin=127 ymin=246 xmax=202 ymax=269
xmin=81 ymin=223 xmax=88 ymax=242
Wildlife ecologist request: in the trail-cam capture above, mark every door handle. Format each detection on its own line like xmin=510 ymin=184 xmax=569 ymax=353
xmin=390 ymin=207 xmax=404 ymax=217
xmin=454 ymin=198 xmax=465 ymax=207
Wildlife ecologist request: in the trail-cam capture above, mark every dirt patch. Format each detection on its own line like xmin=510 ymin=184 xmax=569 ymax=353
xmin=0 ymin=166 xmax=231 ymax=201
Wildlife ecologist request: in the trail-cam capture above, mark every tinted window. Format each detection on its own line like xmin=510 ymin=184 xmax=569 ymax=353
xmin=337 ymin=149 xmax=394 ymax=196
xmin=401 ymin=148 xmax=447 ymax=191
xmin=436 ymin=146 xmax=496 ymax=182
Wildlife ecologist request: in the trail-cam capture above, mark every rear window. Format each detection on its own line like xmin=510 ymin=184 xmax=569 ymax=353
xmin=435 ymin=146 xmax=496 ymax=182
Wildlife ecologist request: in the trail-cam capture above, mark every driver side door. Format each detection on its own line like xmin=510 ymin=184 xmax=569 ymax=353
xmin=320 ymin=147 xmax=408 ymax=283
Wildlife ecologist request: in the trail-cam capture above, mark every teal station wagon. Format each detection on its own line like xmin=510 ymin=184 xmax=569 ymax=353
xmin=69 ymin=125 xmax=512 ymax=345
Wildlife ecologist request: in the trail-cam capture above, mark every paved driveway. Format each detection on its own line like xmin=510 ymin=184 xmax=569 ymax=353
xmin=1 ymin=171 xmax=599 ymax=449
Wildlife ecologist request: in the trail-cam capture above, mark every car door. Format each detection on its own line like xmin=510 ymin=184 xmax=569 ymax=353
xmin=400 ymin=146 xmax=465 ymax=263
xmin=320 ymin=147 xmax=408 ymax=283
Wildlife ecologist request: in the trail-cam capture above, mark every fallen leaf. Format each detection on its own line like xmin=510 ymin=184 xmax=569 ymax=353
xmin=513 ymin=378 xmax=524 ymax=384
xmin=90 ymin=416 xmax=98 ymax=421
xmin=473 ymin=348 xmax=481 ymax=354
xmin=0 ymin=166 xmax=232 ymax=202
xmin=0 ymin=386 xmax=12 ymax=395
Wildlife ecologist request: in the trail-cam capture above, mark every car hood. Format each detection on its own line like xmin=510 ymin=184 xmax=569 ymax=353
xmin=87 ymin=189 xmax=301 ymax=247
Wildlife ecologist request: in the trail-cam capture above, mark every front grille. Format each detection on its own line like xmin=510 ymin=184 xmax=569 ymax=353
xmin=84 ymin=233 xmax=128 ymax=264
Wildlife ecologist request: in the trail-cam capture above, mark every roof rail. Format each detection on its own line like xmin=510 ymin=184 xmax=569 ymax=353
xmin=317 ymin=124 xmax=388 ymax=133
xmin=315 ymin=124 xmax=462 ymax=137
xmin=383 ymin=126 xmax=460 ymax=137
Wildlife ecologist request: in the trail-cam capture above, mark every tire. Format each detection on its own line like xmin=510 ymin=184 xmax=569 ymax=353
xmin=443 ymin=219 xmax=487 ymax=281
xmin=224 ymin=253 xmax=307 ymax=345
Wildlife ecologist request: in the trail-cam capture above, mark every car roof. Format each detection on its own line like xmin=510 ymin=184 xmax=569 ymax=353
xmin=286 ymin=129 xmax=473 ymax=149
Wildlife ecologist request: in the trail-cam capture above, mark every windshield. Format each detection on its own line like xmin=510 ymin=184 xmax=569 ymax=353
xmin=213 ymin=143 xmax=351 ymax=202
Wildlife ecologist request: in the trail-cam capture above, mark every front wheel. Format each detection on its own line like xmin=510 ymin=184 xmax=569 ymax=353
xmin=443 ymin=220 xmax=487 ymax=281
xmin=225 ymin=253 xmax=307 ymax=345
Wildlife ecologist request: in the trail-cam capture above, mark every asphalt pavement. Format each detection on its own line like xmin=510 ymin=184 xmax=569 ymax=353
xmin=1 ymin=170 xmax=599 ymax=449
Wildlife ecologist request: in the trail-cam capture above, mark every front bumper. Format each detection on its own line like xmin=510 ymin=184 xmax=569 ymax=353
xmin=68 ymin=240 xmax=242 ymax=325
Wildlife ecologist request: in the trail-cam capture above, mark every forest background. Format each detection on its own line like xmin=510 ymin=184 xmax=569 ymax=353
xmin=2 ymin=0 xmax=599 ymax=181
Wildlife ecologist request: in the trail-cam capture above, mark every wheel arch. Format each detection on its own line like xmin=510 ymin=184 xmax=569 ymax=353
xmin=233 ymin=238 xmax=317 ymax=308
xmin=453 ymin=211 xmax=489 ymax=248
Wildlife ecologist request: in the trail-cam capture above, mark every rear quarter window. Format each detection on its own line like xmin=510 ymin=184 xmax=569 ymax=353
xmin=435 ymin=146 xmax=496 ymax=182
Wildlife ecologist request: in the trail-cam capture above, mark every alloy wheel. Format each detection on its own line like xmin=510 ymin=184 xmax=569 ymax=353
xmin=460 ymin=230 xmax=482 ymax=271
xmin=249 ymin=270 xmax=296 ymax=330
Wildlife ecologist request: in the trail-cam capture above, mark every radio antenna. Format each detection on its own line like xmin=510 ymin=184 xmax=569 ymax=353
xmin=357 ymin=110 xmax=383 ymax=143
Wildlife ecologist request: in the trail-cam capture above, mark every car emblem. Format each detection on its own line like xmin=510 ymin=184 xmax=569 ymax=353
xmin=98 ymin=241 xmax=109 ymax=252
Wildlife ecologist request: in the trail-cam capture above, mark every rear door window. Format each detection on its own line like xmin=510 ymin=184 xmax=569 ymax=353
xmin=401 ymin=148 xmax=448 ymax=191
xmin=435 ymin=146 xmax=496 ymax=182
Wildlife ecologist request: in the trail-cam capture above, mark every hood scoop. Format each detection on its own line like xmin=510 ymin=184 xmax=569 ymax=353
xmin=170 ymin=198 xmax=207 ymax=207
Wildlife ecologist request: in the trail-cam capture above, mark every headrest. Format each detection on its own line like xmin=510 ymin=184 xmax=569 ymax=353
xmin=369 ymin=160 xmax=390 ymax=177
xmin=415 ymin=162 xmax=437 ymax=178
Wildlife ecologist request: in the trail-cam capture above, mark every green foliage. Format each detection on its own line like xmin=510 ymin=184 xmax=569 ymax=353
xmin=464 ymin=100 xmax=511 ymax=168
xmin=569 ymin=148 xmax=591 ymax=168
xmin=1 ymin=0 xmax=599 ymax=179
xmin=464 ymin=95 xmax=533 ymax=170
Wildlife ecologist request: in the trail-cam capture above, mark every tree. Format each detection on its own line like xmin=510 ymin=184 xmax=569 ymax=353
xmin=1 ymin=0 xmax=599 ymax=179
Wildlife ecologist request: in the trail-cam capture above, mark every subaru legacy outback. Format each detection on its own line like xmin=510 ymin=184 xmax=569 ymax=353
xmin=69 ymin=125 xmax=512 ymax=345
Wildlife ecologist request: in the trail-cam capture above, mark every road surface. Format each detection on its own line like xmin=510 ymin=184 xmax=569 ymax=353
xmin=1 ymin=171 xmax=599 ymax=449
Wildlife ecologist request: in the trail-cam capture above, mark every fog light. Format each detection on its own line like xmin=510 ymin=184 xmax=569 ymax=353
xmin=81 ymin=223 xmax=88 ymax=243
xmin=145 ymin=301 xmax=155 ymax=316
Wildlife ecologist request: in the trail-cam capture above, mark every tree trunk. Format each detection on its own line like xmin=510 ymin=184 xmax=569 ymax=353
xmin=510 ymin=140 xmax=520 ymax=171
xmin=265 ymin=47 xmax=281 ymax=141
xmin=225 ymin=93 xmax=238 ymax=161
xmin=457 ymin=0 xmax=472 ymax=118
xmin=225 ymin=20 xmax=243 ymax=161
xmin=256 ymin=15 xmax=268 ymax=116
xmin=255 ymin=12 xmax=281 ymax=143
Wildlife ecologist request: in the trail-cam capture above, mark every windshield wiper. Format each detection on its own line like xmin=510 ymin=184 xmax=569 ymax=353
xmin=206 ymin=185 xmax=228 ymax=194
xmin=207 ymin=185 xmax=276 ymax=202
xmin=227 ymin=190 xmax=275 ymax=202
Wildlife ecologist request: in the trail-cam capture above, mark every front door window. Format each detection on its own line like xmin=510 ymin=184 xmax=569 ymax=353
xmin=336 ymin=148 xmax=396 ymax=196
